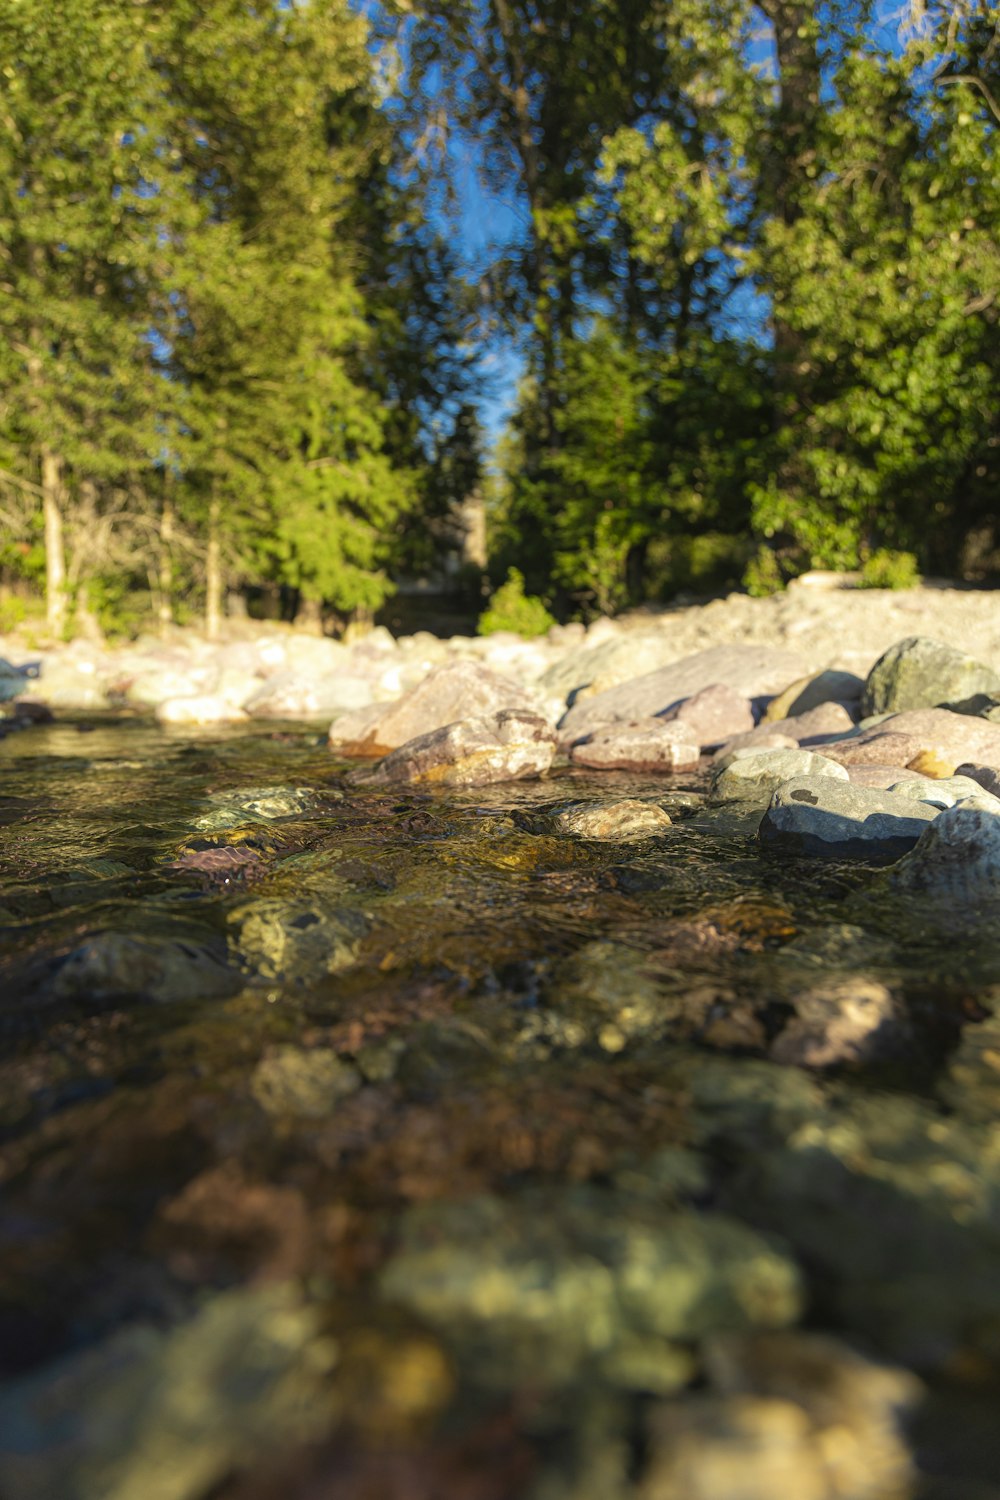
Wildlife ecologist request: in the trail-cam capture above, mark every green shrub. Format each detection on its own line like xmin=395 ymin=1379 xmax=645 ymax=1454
xmin=858 ymin=549 xmax=920 ymax=590
xmin=477 ymin=568 xmax=556 ymax=638
xmin=742 ymin=546 xmax=785 ymax=598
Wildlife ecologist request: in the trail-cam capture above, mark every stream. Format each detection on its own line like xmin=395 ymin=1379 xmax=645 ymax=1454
xmin=1 ymin=716 xmax=999 ymax=1499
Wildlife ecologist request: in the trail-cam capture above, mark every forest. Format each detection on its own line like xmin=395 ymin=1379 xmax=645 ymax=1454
xmin=0 ymin=0 xmax=997 ymax=639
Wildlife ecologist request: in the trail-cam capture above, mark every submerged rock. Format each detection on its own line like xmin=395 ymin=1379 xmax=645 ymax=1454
xmin=757 ymin=777 xmax=938 ymax=859
xmin=552 ymin=799 xmax=673 ymax=841
xmin=861 ymin=635 xmax=1000 ymax=717
xmin=642 ymin=1332 xmax=918 ymax=1500
xmin=228 ymin=899 xmax=368 ymax=982
xmin=250 ymin=1045 xmax=361 ymax=1117
xmin=51 ymin=931 xmax=240 ymax=1004
xmin=569 ymin=720 xmax=700 ymax=772
xmin=771 ymin=977 xmax=902 ymax=1068
xmin=380 ymin=1189 xmax=802 ymax=1389
xmin=711 ymin=750 xmax=849 ymax=805
xmin=0 ymin=1282 xmax=336 ymax=1500
xmin=358 ymin=708 xmax=555 ymax=788
xmin=193 ymin=784 xmax=327 ymax=831
xmin=329 ymin=659 xmax=544 ymax=756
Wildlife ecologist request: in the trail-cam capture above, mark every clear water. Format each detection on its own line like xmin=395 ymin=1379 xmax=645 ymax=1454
xmin=1 ymin=717 xmax=999 ymax=1499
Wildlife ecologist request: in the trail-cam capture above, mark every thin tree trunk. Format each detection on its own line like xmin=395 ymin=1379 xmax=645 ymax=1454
xmin=159 ymin=484 xmax=174 ymax=640
xmin=41 ymin=446 xmax=67 ymax=638
xmin=205 ymin=490 xmax=222 ymax=641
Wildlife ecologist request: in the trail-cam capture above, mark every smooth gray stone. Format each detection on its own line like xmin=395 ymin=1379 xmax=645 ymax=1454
xmin=892 ymin=799 xmax=1000 ymax=900
xmin=757 ymin=776 xmax=938 ymax=859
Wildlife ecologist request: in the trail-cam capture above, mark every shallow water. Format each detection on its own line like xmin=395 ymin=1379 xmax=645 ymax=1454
xmin=1 ymin=717 xmax=1000 ymax=1499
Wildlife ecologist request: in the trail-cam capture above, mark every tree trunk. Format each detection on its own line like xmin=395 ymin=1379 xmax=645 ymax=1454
xmin=205 ymin=491 xmax=222 ymax=641
xmin=41 ymin=446 xmax=67 ymax=638
xmin=159 ymin=486 xmax=174 ymax=640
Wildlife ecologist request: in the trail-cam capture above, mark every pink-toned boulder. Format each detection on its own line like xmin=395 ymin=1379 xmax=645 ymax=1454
xmin=329 ymin=660 xmax=544 ymax=757
xmin=569 ymin=721 xmax=701 ymax=773
xmin=823 ymin=709 xmax=1000 ymax=777
xmin=714 ymin=703 xmax=854 ymax=761
xmin=845 ymin=764 xmax=933 ymax=790
xmin=659 ymin=684 xmax=755 ymax=750
xmin=356 ymin=709 xmax=556 ymax=788
xmin=558 ymin=645 xmax=809 ymax=743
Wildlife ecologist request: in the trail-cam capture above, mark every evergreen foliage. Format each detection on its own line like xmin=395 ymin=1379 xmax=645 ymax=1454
xmin=0 ymin=0 xmax=996 ymax=634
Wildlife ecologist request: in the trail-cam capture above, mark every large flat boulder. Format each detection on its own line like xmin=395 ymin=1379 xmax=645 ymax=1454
xmin=558 ymin=645 xmax=809 ymax=743
xmin=329 ymin=660 xmax=544 ymax=757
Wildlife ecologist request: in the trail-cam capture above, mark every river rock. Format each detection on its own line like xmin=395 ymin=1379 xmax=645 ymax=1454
xmin=537 ymin=630 xmax=687 ymax=707
xmin=823 ymin=708 xmax=1000 ymax=776
xmin=860 ymin=635 xmax=1000 ymax=717
xmin=884 ymin=774 xmax=997 ymax=810
xmin=380 ymin=1189 xmax=801 ymax=1389
xmin=955 ymin=762 xmax=1000 ymax=798
xmin=329 ymin=660 xmax=543 ymax=756
xmin=891 ymin=799 xmax=1000 ymax=902
xmin=940 ymin=692 xmax=1000 ymax=721
xmin=244 ymin=671 xmax=373 ymax=718
xmin=642 ymin=1332 xmax=918 ymax=1500
xmin=659 ymin=684 xmax=755 ymax=749
xmin=250 ymin=1046 xmax=361 ymax=1117
xmin=229 ymin=899 xmax=368 ymax=982
xmin=558 ymin=645 xmax=809 ymax=742
xmin=552 ymin=799 xmax=673 ymax=840
xmin=762 ymin=668 xmax=865 ymax=721
xmin=0 ymin=1282 xmax=335 ymax=1500
xmin=845 ymin=764 xmax=933 ymax=789
xmin=51 ymin=931 xmax=240 ymax=1004
xmin=569 ymin=720 xmax=701 ymax=773
xmin=715 ymin=702 xmax=855 ymax=760
xmin=0 ymin=656 xmax=40 ymax=702
xmin=358 ymin=708 xmax=556 ymax=788
xmin=711 ymin=750 xmax=849 ymax=805
xmin=24 ymin=657 xmax=110 ymax=710
xmin=155 ymin=695 xmax=249 ymax=725
xmin=771 ymin=977 xmax=902 ymax=1067
xmin=757 ymin=777 xmax=939 ymax=859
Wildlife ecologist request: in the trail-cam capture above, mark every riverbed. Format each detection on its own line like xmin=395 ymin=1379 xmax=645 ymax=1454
xmin=1 ymin=714 xmax=999 ymax=1499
